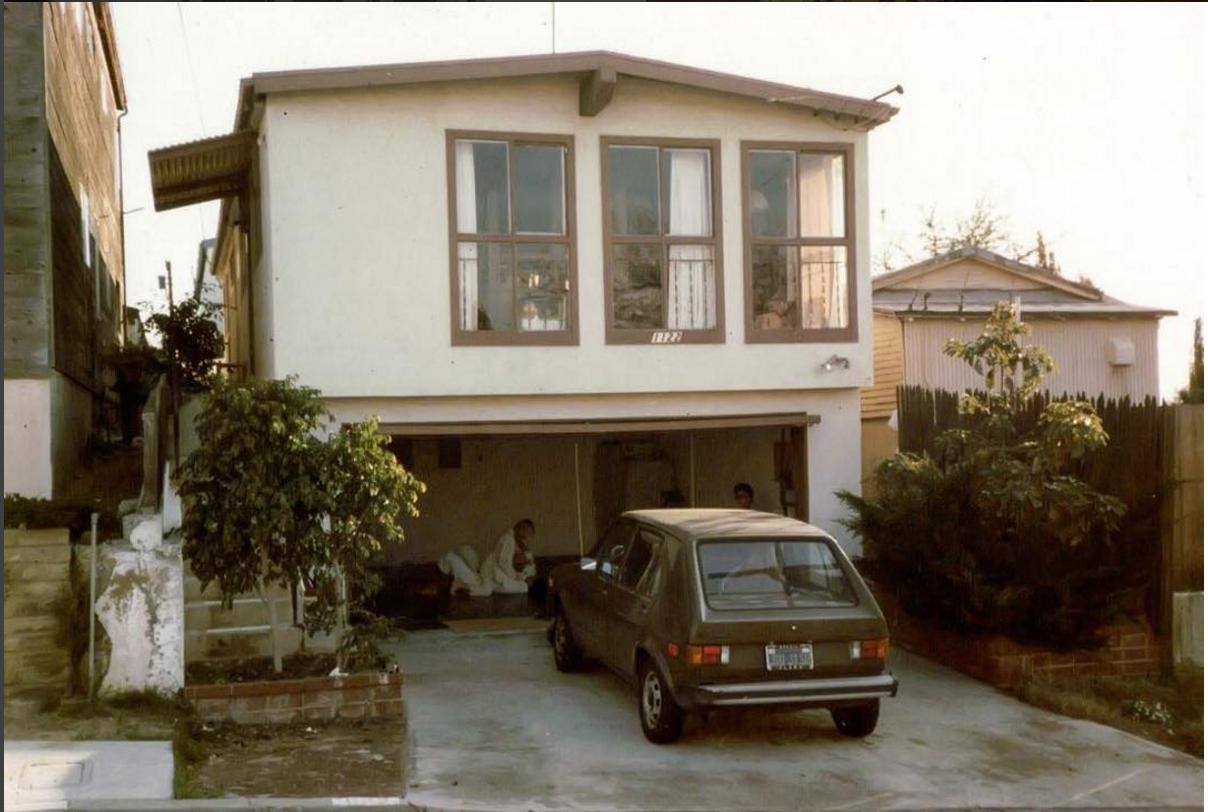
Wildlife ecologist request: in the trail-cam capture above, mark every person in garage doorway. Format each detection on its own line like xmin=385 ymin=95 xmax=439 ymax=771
xmin=733 ymin=482 xmax=755 ymax=510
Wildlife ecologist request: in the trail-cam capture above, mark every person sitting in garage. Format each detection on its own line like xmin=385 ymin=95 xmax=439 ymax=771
xmin=484 ymin=519 xmax=538 ymax=594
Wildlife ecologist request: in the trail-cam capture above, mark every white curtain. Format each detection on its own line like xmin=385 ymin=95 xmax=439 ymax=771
xmin=797 ymin=155 xmax=846 ymax=328
xmin=666 ymin=150 xmax=715 ymax=330
xmin=455 ymin=141 xmax=479 ymax=331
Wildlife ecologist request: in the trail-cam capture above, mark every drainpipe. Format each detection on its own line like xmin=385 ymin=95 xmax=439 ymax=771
xmin=117 ymin=106 xmax=128 ymax=344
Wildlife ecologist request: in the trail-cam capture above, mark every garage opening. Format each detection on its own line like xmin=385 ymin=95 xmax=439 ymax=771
xmin=368 ymin=416 xmax=817 ymax=626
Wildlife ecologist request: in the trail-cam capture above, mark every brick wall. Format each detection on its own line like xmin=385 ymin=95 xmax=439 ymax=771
xmin=872 ymin=584 xmax=1164 ymax=688
xmin=185 ymin=672 xmax=403 ymax=725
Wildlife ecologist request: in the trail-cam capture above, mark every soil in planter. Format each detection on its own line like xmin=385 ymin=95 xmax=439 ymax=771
xmin=186 ymin=652 xmax=337 ymax=684
xmin=179 ymin=718 xmax=406 ymax=798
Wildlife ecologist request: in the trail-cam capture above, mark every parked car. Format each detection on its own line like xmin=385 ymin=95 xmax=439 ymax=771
xmin=547 ymin=509 xmax=897 ymax=743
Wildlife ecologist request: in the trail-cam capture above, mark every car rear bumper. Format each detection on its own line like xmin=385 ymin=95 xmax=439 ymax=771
xmin=683 ymin=673 xmax=898 ymax=709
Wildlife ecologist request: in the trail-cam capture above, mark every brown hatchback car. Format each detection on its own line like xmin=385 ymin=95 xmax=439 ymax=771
xmin=547 ymin=509 xmax=898 ymax=743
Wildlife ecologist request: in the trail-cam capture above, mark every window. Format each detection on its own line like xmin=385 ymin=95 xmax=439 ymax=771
xmin=742 ymin=142 xmax=856 ymax=342
xmin=618 ymin=527 xmax=664 ymax=596
xmin=447 ymin=131 xmax=577 ymax=346
xmin=602 ymin=138 xmax=723 ymax=344
xmin=697 ymin=538 xmax=857 ymax=610
xmin=596 ymin=519 xmax=636 ymax=581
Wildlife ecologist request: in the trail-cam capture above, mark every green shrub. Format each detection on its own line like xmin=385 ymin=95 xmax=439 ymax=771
xmin=841 ymin=303 xmax=1129 ymax=650
xmin=3 ymin=495 xmax=121 ymax=541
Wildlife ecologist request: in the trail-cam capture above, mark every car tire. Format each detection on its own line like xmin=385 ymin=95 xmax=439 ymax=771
xmin=638 ymin=659 xmax=684 ymax=744
xmin=831 ymin=700 xmax=880 ymax=738
xmin=552 ymin=608 xmax=583 ymax=673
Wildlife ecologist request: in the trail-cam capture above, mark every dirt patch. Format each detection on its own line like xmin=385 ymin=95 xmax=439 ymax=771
xmin=180 ymin=719 xmax=406 ymax=798
xmin=1014 ymin=669 xmax=1203 ymax=757
xmin=185 ymin=652 xmax=337 ymax=684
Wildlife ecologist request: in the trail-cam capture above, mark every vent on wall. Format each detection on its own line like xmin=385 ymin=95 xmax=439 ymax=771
xmin=1107 ymin=338 xmax=1135 ymax=367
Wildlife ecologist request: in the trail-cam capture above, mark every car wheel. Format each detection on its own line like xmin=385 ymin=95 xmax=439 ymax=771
xmin=552 ymin=608 xmax=583 ymax=673
xmin=831 ymin=700 xmax=880 ymax=738
xmin=638 ymin=659 xmax=684 ymax=744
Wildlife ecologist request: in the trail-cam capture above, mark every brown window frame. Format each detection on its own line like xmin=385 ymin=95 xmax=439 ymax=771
xmin=446 ymin=130 xmax=579 ymax=347
xmin=741 ymin=140 xmax=857 ymax=344
xmin=601 ymin=136 xmax=725 ymax=345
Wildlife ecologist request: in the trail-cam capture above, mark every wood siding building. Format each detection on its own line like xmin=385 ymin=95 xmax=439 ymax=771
xmin=4 ymin=1 xmax=127 ymax=497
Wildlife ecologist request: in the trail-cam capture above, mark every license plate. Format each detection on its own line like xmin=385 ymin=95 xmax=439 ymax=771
xmin=765 ymin=643 xmax=814 ymax=671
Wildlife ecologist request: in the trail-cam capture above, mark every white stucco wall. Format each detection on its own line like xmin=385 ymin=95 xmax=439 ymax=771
xmin=255 ymin=75 xmax=874 ymax=398
xmin=4 ymin=378 xmax=54 ymax=497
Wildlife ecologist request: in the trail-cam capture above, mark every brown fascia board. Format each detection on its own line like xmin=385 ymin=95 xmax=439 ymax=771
xmin=241 ymin=51 xmax=898 ymax=130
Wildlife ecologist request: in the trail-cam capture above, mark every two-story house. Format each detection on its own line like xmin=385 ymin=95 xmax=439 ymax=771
xmin=148 ymin=52 xmax=897 ymax=568
xmin=4 ymin=1 xmax=128 ymax=498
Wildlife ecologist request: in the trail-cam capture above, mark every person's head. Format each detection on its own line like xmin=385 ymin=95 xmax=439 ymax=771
xmin=733 ymin=482 xmax=754 ymax=510
xmin=660 ymin=490 xmax=686 ymax=508
xmin=514 ymin=519 xmax=535 ymax=545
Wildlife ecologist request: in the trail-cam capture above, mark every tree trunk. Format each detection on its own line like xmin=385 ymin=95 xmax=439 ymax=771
xmin=258 ymin=544 xmax=283 ymax=673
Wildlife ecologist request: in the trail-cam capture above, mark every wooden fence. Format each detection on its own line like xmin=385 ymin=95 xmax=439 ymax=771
xmin=896 ymin=386 xmax=1202 ymax=637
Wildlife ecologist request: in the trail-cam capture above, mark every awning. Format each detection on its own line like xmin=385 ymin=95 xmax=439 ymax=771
xmin=148 ymin=130 xmax=256 ymax=212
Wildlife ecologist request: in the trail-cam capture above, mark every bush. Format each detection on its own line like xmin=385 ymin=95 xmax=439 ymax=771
xmin=3 ymin=495 xmax=121 ymax=541
xmin=841 ymin=303 xmax=1129 ymax=650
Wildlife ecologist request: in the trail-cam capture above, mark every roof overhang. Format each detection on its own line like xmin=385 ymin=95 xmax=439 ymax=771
xmin=242 ymin=51 xmax=898 ymax=130
xmin=148 ymin=131 xmax=257 ymax=212
xmin=873 ymin=247 xmax=1103 ymax=301
xmin=93 ymin=3 xmax=127 ymax=111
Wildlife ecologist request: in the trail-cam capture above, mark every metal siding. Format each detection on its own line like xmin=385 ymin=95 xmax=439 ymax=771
xmin=903 ymin=318 xmax=1161 ymax=400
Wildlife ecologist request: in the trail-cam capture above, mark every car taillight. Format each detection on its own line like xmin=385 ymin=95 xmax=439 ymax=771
xmin=850 ymin=638 xmax=889 ymax=660
xmin=666 ymin=642 xmax=680 ymax=658
xmin=686 ymin=645 xmax=730 ymax=665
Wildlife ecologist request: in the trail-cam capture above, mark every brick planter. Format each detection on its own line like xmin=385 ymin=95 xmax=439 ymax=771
xmin=871 ymin=584 xmax=1164 ymax=688
xmin=184 ymin=672 xmax=404 ymax=724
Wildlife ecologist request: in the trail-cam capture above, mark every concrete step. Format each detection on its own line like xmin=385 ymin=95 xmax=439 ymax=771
xmin=184 ymin=574 xmax=291 ymax=603
xmin=5 ymin=630 xmax=61 ymax=654
xmin=185 ymin=596 xmax=295 ymax=631
xmin=4 ymin=561 xmax=69 ymax=582
xmin=4 ymin=649 xmax=70 ymax=686
xmin=4 ymin=615 xmax=59 ymax=635
xmin=4 ymin=596 xmax=59 ymax=619
xmin=5 ymin=579 xmax=70 ymax=603
xmin=184 ymin=624 xmax=304 ymax=662
xmin=3 ymin=543 xmax=72 ymax=565
xmin=3 ymin=528 xmax=70 ymax=547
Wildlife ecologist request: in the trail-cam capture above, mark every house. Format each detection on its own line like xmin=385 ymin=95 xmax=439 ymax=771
xmin=4 ymin=1 xmax=128 ymax=498
xmin=147 ymin=51 xmax=898 ymax=577
xmin=860 ymin=246 xmax=1176 ymax=482
xmin=193 ymin=237 xmax=225 ymax=339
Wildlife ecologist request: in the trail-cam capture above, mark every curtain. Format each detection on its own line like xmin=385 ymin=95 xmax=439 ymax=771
xmin=455 ymin=141 xmax=479 ymax=330
xmin=797 ymin=156 xmax=846 ymax=328
xmin=667 ymin=150 xmax=715 ymax=331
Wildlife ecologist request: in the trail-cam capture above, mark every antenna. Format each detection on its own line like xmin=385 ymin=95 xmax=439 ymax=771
xmin=551 ymin=2 xmax=556 ymax=54
xmin=872 ymin=85 xmax=904 ymax=102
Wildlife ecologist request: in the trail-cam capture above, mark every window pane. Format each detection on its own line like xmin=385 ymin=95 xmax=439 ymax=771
xmin=619 ymin=529 xmax=660 ymax=591
xmin=612 ymin=244 xmax=664 ymax=329
xmin=798 ymin=153 xmax=845 ymax=238
xmin=455 ymin=140 xmax=509 ymax=235
xmin=514 ymin=145 xmax=565 ymax=235
xmin=457 ymin=242 xmax=513 ymax=331
xmin=516 ymin=243 xmax=569 ymax=332
xmin=667 ymin=245 xmax=715 ymax=330
xmin=800 ymin=246 xmax=848 ymax=329
xmin=697 ymin=539 xmax=857 ymax=610
xmin=608 ymin=146 xmax=659 ymax=236
xmin=662 ymin=148 xmax=711 ymax=237
xmin=748 ymin=150 xmax=795 ymax=238
xmin=751 ymin=245 xmax=799 ymax=330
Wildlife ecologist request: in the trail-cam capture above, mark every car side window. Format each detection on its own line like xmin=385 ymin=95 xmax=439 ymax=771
xmin=619 ymin=527 xmax=663 ymax=595
xmin=597 ymin=520 xmax=636 ymax=581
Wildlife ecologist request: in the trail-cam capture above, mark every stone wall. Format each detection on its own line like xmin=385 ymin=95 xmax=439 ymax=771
xmin=873 ymin=584 xmax=1164 ymax=688
xmin=3 ymin=529 xmax=72 ymax=701
xmin=185 ymin=672 xmax=403 ymax=725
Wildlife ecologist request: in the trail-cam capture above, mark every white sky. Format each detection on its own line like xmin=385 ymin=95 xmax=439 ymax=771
xmin=113 ymin=2 xmax=1206 ymax=399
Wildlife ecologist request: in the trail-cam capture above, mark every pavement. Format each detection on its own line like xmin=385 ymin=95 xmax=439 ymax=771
xmin=388 ymin=628 xmax=1204 ymax=811
xmin=3 ymin=740 xmax=173 ymax=811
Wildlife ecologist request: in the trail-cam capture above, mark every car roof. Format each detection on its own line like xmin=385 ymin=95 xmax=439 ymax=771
xmin=622 ymin=509 xmax=832 ymax=542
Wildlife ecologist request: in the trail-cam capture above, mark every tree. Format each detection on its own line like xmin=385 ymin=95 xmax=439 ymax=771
xmin=918 ymin=198 xmax=1018 ymax=259
xmin=838 ymin=303 xmax=1129 ymax=648
xmin=1177 ymin=318 xmax=1203 ymax=404
xmin=144 ymin=298 xmax=225 ymax=391
xmin=177 ymin=376 xmax=425 ymax=672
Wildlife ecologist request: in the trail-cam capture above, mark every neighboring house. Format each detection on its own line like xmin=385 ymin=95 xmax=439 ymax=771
xmin=147 ymin=51 xmax=898 ymax=563
xmin=860 ymin=246 xmax=1176 ymax=484
xmin=192 ymin=237 xmax=225 ymax=339
xmin=4 ymin=1 xmax=128 ymax=497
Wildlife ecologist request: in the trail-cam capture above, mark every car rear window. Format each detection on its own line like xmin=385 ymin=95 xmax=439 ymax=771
xmin=696 ymin=538 xmax=857 ymax=610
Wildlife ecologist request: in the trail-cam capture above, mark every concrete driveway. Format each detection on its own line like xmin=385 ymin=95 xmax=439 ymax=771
xmin=387 ymin=629 xmax=1202 ymax=811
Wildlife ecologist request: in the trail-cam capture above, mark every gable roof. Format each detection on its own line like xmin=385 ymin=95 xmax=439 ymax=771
xmin=234 ymin=51 xmax=898 ymax=131
xmin=872 ymin=247 xmax=1175 ymax=319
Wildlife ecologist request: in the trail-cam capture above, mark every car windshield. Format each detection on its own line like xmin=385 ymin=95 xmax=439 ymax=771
xmin=696 ymin=538 xmax=857 ymax=610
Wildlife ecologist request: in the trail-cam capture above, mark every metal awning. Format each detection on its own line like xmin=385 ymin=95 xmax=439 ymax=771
xmin=148 ymin=131 xmax=256 ymax=212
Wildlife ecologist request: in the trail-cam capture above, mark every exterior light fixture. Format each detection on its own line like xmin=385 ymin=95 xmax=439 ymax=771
xmin=822 ymin=355 xmax=850 ymax=372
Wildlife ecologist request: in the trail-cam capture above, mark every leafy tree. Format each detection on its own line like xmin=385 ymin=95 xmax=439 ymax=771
xmin=178 ymin=377 xmax=425 ymax=672
xmin=145 ymin=298 xmax=225 ymax=391
xmin=1177 ymin=318 xmax=1203 ymax=404
xmin=839 ymin=303 xmax=1129 ymax=648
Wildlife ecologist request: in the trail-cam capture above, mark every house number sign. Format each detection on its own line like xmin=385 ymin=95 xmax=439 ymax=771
xmin=650 ymin=331 xmax=684 ymax=344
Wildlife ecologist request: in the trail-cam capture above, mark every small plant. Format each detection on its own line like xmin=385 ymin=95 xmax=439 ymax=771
xmin=1123 ymin=698 xmax=1175 ymax=728
xmin=145 ymin=298 xmax=225 ymax=391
